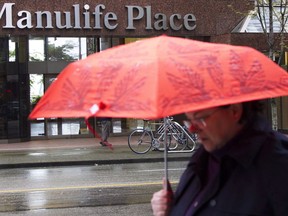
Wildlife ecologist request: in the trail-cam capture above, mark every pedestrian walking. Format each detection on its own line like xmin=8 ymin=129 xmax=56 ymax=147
xmin=99 ymin=117 xmax=112 ymax=147
xmin=151 ymin=100 xmax=288 ymax=216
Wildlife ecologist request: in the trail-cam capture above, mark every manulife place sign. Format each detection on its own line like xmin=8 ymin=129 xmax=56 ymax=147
xmin=0 ymin=3 xmax=196 ymax=31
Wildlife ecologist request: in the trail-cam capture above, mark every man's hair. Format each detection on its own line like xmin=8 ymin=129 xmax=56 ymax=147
xmin=239 ymin=100 xmax=265 ymax=124
xmin=220 ymin=100 xmax=265 ymax=124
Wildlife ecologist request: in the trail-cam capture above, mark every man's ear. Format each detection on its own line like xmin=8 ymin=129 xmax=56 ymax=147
xmin=230 ymin=103 xmax=243 ymax=122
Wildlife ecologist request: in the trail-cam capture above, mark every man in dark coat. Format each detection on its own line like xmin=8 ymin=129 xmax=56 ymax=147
xmin=151 ymin=100 xmax=288 ymax=216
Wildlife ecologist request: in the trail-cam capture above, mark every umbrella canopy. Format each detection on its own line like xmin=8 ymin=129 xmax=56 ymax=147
xmin=29 ymin=35 xmax=288 ymax=120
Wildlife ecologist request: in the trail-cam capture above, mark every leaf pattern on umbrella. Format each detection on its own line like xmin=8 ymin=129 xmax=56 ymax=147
xmin=109 ymin=63 xmax=151 ymax=112
xmin=280 ymin=76 xmax=288 ymax=86
xmin=168 ymin=58 xmax=212 ymax=100
xmin=32 ymin=65 xmax=93 ymax=114
xmin=243 ymin=60 xmax=266 ymax=92
xmin=93 ymin=61 xmax=123 ymax=100
xmin=230 ymin=50 xmax=265 ymax=94
xmin=29 ymin=36 xmax=288 ymax=120
xmin=198 ymin=55 xmax=224 ymax=89
xmin=168 ymin=59 xmax=204 ymax=89
xmin=166 ymin=40 xmax=223 ymax=96
xmin=60 ymin=67 xmax=92 ymax=109
xmin=160 ymin=59 xmax=212 ymax=112
xmin=266 ymin=77 xmax=288 ymax=90
xmin=167 ymin=40 xmax=197 ymax=56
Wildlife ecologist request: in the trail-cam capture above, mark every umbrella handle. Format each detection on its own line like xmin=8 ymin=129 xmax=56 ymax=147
xmin=163 ymin=117 xmax=169 ymax=188
xmin=163 ymin=178 xmax=173 ymax=193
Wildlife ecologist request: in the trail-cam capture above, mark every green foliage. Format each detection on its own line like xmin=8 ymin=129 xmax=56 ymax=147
xmin=31 ymin=95 xmax=42 ymax=106
xmin=9 ymin=49 xmax=15 ymax=59
xmin=47 ymin=43 xmax=76 ymax=61
xmin=29 ymin=56 xmax=43 ymax=62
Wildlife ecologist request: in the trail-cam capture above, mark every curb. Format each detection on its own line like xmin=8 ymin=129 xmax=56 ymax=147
xmin=0 ymin=156 xmax=191 ymax=169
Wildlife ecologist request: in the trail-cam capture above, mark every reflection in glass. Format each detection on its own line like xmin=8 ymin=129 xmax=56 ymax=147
xmin=47 ymin=121 xmax=58 ymax=136
xmin=29 ymin=37 xmax=45 ymax=61
xmin=80 ymin=38 xmax=87 ymax=59
xmin=30 ymin=74 xmax=44 ymax=137
xmin=30 ymin=74 xmax=44 ymax=106
xmin=62 ymin=119 xmax=80 ymax=135
xmin=30 ymin=121 xmax=44 ymax=136
xmin=113 ymin=120 xmax=122 ymax=133
xmin=47 ymin=37 xmax=79 ymax=61
xmin=100 ymin=37 xmax=111 ymax=51
xmin=8 ymin=38 xmax=16 ymax=62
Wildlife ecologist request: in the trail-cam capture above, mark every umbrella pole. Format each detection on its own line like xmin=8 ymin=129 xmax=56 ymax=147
xmin=163 ymin=117 xmax=169 ymax=190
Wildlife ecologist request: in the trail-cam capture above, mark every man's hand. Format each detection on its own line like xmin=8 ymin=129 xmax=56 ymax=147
xmin=151 ymin=179 xmax=174 ymax=216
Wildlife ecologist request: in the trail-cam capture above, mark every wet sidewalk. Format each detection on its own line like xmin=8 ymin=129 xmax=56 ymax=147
xmin=0 ymin=136 xmax=193 ymax=169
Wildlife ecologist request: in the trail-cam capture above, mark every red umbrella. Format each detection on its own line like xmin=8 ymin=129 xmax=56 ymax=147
xmin=29 ymin=35 xmax=288 ymax=186
xmin=29 ymin=35 xmax=288 ymax=120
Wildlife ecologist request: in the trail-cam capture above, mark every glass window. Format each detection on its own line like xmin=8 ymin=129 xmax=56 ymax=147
xmin=47 ymin=37 xmax=79 ymax=61
xmin=30 ymin=74 xmax=44 ymax=106
xmin=8 ymin=38 xmax=16 ymax=62
xmin=30 ymin=74 xmax=44 ymax=137
xmin=100 ymin=37 xmax=112 ymax=51
xmin=30 ymin=121 xmax=44 ymax=136
xmin=62 ymin=119 xmax=81 ymax=135
xmin=29 ymin=37 xmax=45 ymax=61
xmin=80 ymin=37 xmax=87 ymax=59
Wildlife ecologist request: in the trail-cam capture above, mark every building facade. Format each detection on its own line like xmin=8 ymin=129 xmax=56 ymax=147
xmin=0 ymin=0 xmax=287 ymax=143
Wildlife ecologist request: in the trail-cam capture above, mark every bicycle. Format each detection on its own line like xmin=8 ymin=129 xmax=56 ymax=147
xmin=127 ymin=117 xmax=198 ymax=154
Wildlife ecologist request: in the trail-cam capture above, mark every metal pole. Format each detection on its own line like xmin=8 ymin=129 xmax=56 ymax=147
xmin=163 ymin=117 xmax=168 ymax=189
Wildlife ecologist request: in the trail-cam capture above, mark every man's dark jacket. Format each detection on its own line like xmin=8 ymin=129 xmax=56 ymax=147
xmin=170 ymin=117 xmax=288 ymax=216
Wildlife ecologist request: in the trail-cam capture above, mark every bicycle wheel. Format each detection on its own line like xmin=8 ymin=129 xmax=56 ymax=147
xmin=128 ymin=129 xmax=152 ymax=154
xmin=169 ymin=122 xmax=188 ymax=150
xmin=154 ymin=133 xmax=172 ymax=152
xmin=155 ymin=122 xmax=184 ymax=151
xmin=166 ymin=133 xmax=179 ymax=150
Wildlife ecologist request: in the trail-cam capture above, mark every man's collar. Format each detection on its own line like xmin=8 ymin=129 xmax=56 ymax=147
xmin=216 ymin=116 xmax=272 ymax=168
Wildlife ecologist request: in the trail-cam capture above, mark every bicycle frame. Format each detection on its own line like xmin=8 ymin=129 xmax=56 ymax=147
xmin=166 ymin=120 xmax=197 ymax=153
xmin=150 ymin=117 xmax=197 ymax=153
xmin=127 ymin=117 xmax=198 ymax=154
